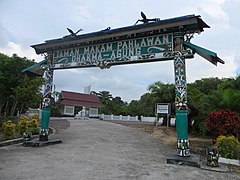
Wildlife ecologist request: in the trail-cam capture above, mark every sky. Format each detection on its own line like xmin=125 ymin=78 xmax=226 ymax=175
xmin=0 ymin=0 xmax=240 ymax=102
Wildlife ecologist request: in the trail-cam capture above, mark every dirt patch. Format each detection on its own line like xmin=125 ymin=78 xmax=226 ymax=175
xmin=129 ymin=125 xmax=212 ymax=155
xmin=128 ymin=124 xmax=240 ymax=173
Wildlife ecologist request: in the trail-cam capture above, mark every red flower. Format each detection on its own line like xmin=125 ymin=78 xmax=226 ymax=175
xmin=204 ymin=109 xmax=240 ymax=140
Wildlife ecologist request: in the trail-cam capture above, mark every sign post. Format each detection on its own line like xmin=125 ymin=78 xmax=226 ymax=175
xmin=156 ymin=103 xmax=171 ymax=126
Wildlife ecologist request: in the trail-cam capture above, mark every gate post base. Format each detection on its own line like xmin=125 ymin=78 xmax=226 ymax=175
xmin=39 ymin=129 xmax=49 ymax=142
xmin=176 ymin=110 xmax=190 ymax=157
xmin=177 ymin=139 xmax=190 ymax=157
xmin=39 ymin=134 xmax=48 ymax=142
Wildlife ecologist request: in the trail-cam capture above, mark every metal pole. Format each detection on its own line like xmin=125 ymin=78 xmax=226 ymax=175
xmin=173 ymin=33 xmax=190 ymax=157
xmin=166 ymin=115 xmax=169 ymax=127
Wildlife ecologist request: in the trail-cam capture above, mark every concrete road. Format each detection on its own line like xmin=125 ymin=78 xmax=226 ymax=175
xmin=0 ymin=119 xmax=239 ymax=180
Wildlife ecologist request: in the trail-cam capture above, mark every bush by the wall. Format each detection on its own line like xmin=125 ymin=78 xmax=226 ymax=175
xmin=214 ymin=135 xmax=240 ymax=159
xmin=2 ymin=120 xmax=16 ymax=140
xmin=204 ymin=109 xmax=240 ymax=140
xmin=30 ymin=114 xmax=39 ymax=135
xmin=31 ymin=114 xmax=39 ymax=121
xmin=0 ymin=120 xmax=7 ymax=128
xmin=28 ymin=127 xmax=39 ymax=135
xmin=17 ymin=115 xmax=39 ymax=135
xmin=17 ymin=115 xmax=31 ymax=135
xmin=191 ymin=114 xmax=209 ymax=136
xmin=31 ymin=118 xmax=39 ymax=128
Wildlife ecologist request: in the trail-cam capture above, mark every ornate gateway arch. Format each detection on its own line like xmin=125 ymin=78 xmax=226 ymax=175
xmin=23 ymin=14 xmax=224 ymax=157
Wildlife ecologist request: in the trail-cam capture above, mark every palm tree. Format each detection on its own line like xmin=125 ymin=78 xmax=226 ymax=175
xmin=148 ymin=81 xmax=175 ymax=103
xmin=92 ymin=91 xmax=113 ymax=104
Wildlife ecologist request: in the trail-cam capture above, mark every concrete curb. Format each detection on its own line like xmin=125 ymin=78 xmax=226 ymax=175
xmin=166 ymin=153 xmax=232 ymax=172
xmin=0 ymin=135 xmax=39 ymax=147
xmin=0 ymin=127 xmax=56 ymax=147
xmin=23 ymin=139 xmax=62 ymax=147
xmin=219 ymin=157 xmax=240 ymax=166
xmin=166 ymin=153 xmax=201 ymax=168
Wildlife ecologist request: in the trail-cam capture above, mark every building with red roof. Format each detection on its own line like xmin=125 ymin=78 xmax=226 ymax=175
xmin=58 ymin=91 xmax=102 ymax=117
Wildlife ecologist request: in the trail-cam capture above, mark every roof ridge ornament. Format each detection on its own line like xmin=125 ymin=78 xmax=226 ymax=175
xmin=134 ymin=11 xmax=160 ymax=25
xmin=100 ymin=27 xmax=111 ymax=32
xmin=63 ymin=28 xmax=83 ymax=38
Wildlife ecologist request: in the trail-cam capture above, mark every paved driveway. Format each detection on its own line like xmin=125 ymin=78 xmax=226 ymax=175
xmin=0 ymin=119 xmax=239 ymax=180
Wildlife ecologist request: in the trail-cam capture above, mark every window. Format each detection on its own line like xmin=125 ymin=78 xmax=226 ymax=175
xmin=64 ymin=105 xmax=75 ymax=115
xmin=89 ymin=108 xmax=98 ymax=117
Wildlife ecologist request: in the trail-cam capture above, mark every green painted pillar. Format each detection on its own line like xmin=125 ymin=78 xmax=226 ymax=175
xmin=176 ymin=110 xmax=188 ymax=139
xmin=39 ymin=108 xmax=50 ymax=141
xmin=174 ymin=33 xmax=190 ymax=156
xmin=39 ymin=55 xmax=53 ymax=142
xmin=41 ymin=108 xmax=50 ymax=129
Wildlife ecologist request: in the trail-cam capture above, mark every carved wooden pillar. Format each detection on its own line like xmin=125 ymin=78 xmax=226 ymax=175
xmin=173 ymin=33 xmax=190 ymax=156
xmin=39 ymin=54 xmax=53 ymax=141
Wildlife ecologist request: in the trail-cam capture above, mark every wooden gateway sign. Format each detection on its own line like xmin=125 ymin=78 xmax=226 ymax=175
xmin=25 ymin=13 xmax=224 ymax=157
xmin=50 ymin=33 xmax=194 ymax=69
xmin=31 ymin=14 xmax=213 ymax=70
xmin=53 ymin=34 xmax=173 ymax=68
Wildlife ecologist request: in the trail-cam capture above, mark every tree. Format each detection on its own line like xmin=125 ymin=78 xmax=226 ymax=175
xmin=12 ymin=75 xmax=43 ymax=115
xmin=0 ymin=53 xmax=43 ymax=117
xmin=138 ymin=93 xmax=155 ymax=116
xmin=112 ymin=96 xmax=124 ymax=105
xmin=148 ymin=81 xmax=175 ymax=115
xmin=94 ymin=91 xmax=113 ymax=104
xmin=187 ymin=76 xmax=240 ymax=135
xmin=128 ymin=100 xmax=140 ymax=116
xmin=191 ymin=77 xmax=222 ymax=95
xmin=148 ymin=81 xmax=175 ymax=103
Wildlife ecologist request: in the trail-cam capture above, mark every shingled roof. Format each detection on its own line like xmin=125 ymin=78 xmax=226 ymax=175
xmin=59 ymin=91 xmax=102 ymax=108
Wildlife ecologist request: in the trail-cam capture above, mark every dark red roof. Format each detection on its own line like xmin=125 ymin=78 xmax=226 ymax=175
xmin=59 ymin=91 xmax=102 ymax=108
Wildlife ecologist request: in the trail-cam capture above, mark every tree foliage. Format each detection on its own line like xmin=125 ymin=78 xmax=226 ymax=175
xmin=0 ymin=53 xmax=43 ymax=117
xmin=92 ymin=91 xmax=128 ymax=115
xmin=94 ymin=76 xmax=240 ymax=125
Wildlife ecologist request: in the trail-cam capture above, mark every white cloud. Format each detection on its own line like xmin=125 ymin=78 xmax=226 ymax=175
xmin=187 ymin=50 xmax=237 ymax=82
xmin=201 ymin=0 xmax=228 ymax=21
xmin=90 ymin=75 xmax=99 ymax=81
xmin=71 ymin=5 xmax=92 ymax=23
xmin=0 ymin=42 xmax=42 ymax=61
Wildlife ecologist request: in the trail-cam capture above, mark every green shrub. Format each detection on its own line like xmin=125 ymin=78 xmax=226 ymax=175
xmin=31 ymin=118 xmax=39 ymax=128
xmin=2 ymin=120 xmax=16 ymax=140
xmin=51 ymin=105 xmax=62 ymax=117
xmin=214 ymin=135 xmax=240 ymax=159
xmin=5 ymin=116 xmax=18 ymax=124
xmin=28 ymin=127 xmax=39 ymax=135
xmin=0 ymin=119 xmax=7 ymax=128
xmin=32 ymin=114 xmax=39 ymax=121
xmin=17 ymin=115 xmax=39 ymax=135
xmin=17 ymin=115 xmax=31 ymax=135
xmin=191 ymin=114 xmax=209 ymax=136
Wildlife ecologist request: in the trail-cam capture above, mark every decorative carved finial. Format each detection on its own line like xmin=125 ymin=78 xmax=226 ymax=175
xmin=63 ymin=28 xmax=83 ymax=38
xmin=101 ymin=27 xmax=111 ymax=32
xmin=134 ymin=11 xmax=160 ymax=25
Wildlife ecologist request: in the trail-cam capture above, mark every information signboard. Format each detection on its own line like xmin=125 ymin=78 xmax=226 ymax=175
xmin=156 ymin=103 xmax=171 ymax=115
